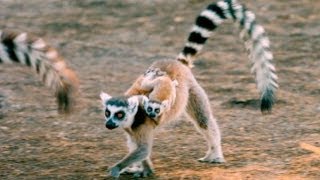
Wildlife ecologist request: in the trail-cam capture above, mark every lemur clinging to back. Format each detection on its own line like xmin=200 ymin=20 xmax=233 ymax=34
xmin=0 ymin=30 xmax=79 ymax=113
xmin=100 ymin=0 xmax=278 ymax=178
xmin=140 ymin=67 xmax=178 ymax=122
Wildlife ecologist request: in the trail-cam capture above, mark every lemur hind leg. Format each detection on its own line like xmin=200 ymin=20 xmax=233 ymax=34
xmin=186 ymin=83 xmax=225 ymax=163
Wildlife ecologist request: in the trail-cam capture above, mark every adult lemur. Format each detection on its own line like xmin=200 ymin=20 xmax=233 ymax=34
xmin=100 ymin=0 xmax=278 ymax=178
xmin=0 ymin=30 xmax=78 ymax=113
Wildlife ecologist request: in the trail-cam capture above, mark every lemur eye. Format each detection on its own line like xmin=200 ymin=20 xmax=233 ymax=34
xmin=147 ymin=107 xmax=152 ymax=112
xmin=105 ymin=109 xmax=111 ymax=118
xmin=115 ymin=111 xmax=125 ymax=120
xmin=155 ymin=108 xmax=160 ymax=113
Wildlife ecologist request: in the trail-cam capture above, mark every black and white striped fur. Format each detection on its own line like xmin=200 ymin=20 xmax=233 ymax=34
xmin=0 ymin=30 xmax=79 ymax=113
xmin=177 ymin=0 xmax=278 ymax=113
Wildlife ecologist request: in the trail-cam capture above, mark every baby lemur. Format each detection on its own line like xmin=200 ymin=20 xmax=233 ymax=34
xmin=140 ymin=68 xmax=178 ymax=122
xmin=100 ymin=0 xmax=278 ymax=178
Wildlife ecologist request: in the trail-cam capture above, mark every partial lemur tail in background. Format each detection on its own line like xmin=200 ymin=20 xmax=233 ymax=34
xmin=0 ymin=30 xmax=79 ymax=114
xmin=177 ymin=0 xmax=278 ymax=113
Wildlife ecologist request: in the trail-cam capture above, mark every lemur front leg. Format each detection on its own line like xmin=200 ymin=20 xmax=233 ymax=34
xmin=121 ymin=133 xmax=153 ymax=176
xmin=133 ymin=157 xmax=154 ymax=177
xmin=109 ymin=127 xmax=155 ymax=178
xmin=121 ymin=134 xmax=143 ymax=175
xmin=109 ymin=144 xmax=150 ymax=178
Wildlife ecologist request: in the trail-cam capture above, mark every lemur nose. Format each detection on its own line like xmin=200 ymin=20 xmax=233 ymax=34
xmin=105 ymin=120 xmax=117 ymax=129
xmin=149 ymin=113 xmax=156 ymax=118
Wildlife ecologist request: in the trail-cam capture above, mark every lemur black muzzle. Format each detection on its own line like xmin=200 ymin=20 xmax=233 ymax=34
xmin=105 ymin=120 xmax=118 ymax=130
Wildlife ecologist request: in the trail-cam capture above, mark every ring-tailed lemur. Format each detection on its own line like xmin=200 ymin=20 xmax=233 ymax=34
xmin=140 ymin=68 xmax=178 ymax=122
xmin=0 ymin=30 xmax=79 ymax=113
xmin=100 ymin=0 xmax=278 ymax=178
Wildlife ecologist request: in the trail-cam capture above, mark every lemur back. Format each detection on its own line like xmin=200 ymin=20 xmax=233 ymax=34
xmin=0 ymin=30 xmax=79 ymax=113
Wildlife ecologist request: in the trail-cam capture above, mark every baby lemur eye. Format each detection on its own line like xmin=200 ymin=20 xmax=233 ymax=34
xmin=105 ymin=109 xmax=111 ymax=118
xmin=155 ymin=108 xmax=160 ymax=113
xmin=147 ymin=107 xmax=152 ymax=112
xmin=115 ymin=111 xmax=125 ymax=120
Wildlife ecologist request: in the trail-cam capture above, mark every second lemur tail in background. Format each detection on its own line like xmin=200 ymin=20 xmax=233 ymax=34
xmin=177 ymin=0 xmax=278 ymax=113
xmin=0 ymin=30 xmax=79 ymax=113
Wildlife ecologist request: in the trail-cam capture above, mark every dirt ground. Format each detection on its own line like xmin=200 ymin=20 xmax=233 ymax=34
xmin=0 ymin=0 xmax=319 ymax=179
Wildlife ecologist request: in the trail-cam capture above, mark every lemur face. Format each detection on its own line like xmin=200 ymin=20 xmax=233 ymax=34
xmin=100 ymin=92 xmax=139 ymax=129
xmin=143 ymin=99 xmax=168 ymax=119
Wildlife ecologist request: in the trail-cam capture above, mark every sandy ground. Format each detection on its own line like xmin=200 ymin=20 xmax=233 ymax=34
xmin=0 ymin=0 xmax=319 ymax=179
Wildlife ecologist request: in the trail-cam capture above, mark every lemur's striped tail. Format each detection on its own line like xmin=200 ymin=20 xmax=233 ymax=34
xmin=0 ymin=30 xmax=79 ymax=113
xmin=177 ymin=0 xmax=278 ymax=113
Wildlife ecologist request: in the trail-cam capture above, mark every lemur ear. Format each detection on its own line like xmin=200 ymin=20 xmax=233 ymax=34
xmin=140 ymin=95 xmax=149 ymax=106
xmin=161 ymin=100 xmax=169 ymax=109
xmin=128 ymin=96 xmax=139 ymax=112
xmin=100 ymin=92 xmax=112 ymax=105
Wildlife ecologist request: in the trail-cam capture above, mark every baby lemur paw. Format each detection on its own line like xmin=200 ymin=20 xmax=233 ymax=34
xmin=109 ymin=166 xmax=121 ymax=178
xmin=154 ymin=69 xmax=166 ymax=76
xmin=172 ymin=79 xmax=179 ymax=87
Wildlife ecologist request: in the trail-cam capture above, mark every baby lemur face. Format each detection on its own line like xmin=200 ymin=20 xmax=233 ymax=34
xmin=100 ymin=92 xmax=139 ymax=129
xmin=143 ymin=99 xmax=168 ymax=119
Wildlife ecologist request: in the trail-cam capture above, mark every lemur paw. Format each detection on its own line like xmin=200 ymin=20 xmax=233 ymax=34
xmin=133 ymin=168 xmax=154 ymax=178
xmin=144 ymin=68 xmax=166 ymax=77
xmin=172 ymin=79 xmax=179 ymax=86
xmin=109 ymin=166 xmax=121 ymax=178
xmin=198 ymin=157 xmax=225 ymax=164
xmin=155 ymin=68 xmax=166 ymax=76
xmin=121 ymin=165 xmax=143 ymax=175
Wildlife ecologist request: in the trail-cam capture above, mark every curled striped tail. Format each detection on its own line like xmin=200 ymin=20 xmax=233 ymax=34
xmin=0 ymin=30 xmax=79 ymax=113
xmin=177 ymin=0 xmax=278 ymax=113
